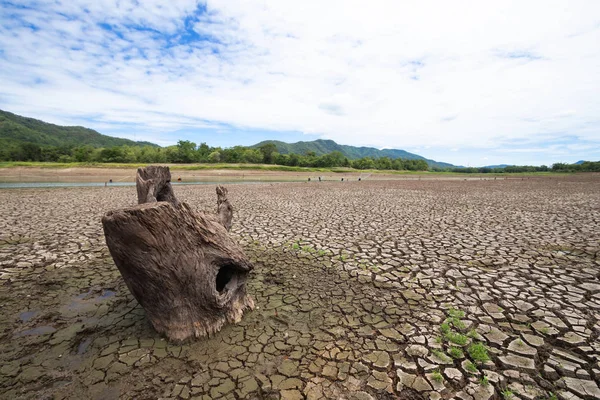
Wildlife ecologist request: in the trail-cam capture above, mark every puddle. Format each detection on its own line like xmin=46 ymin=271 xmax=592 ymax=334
xmin=99 ymin=290 xmax=116 ymax=299
xmin=60 ymin=288 xmax=117 ymax=317
xmin=77 ymin=337 xmax=93 ymax=355
xmin=19 ymin=310 xmax=38 ymax=322
xmin=16 ymin=326 xmax=56 ymax=336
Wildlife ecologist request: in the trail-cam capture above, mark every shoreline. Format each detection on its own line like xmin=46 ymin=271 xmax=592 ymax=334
xmin=0 ymin=164 xmax=576 ymax=184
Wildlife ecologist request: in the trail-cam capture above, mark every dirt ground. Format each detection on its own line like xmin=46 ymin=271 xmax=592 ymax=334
xmin=0 ymin=166 xmax=519 ymax=184
xmin=0 ymin=166 xmax=375 ymax=183
xmin=0 ymin=174 xmax=599 ymax=400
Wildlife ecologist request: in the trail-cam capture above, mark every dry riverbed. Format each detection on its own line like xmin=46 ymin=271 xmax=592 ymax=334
xmin=0 ymin=175 xmax=599 ymax=399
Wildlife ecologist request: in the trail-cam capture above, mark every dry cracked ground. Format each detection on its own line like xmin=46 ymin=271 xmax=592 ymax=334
xmin=0 ymin=174 xmax=599 ymax=400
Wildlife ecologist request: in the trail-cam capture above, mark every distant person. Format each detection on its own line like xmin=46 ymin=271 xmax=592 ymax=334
xmin=109 ymin=179 xmax=112 ymax=183
xmin=358 ymin=177 xmax=361 ymax=181
xmin=341 ymin=178 xmax=344 ymax=182
xmin=319 ymin=176 xmax=321 ymax=182
xmin=178 ymin=177 xmax=182 ymax=182
xmin=308 ymin=177 xmax=311 ymax=182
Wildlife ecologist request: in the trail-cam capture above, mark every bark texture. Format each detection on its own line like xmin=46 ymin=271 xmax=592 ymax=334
xmin=102 ymin=166 xmax=254 ymax=341
xmin=216 ymin=185 xmax=233 ymax=231
xmin=136 ymin=165 xmax=179 ymax=207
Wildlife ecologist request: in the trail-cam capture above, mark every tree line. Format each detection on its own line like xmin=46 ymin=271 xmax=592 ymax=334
xmin=1 ymin=141 xmax=429 ymax=170
xmin=442 ymin=162 xmax=600 ymax=173
xmin=2 ymin=140 xmax=598 ymax=173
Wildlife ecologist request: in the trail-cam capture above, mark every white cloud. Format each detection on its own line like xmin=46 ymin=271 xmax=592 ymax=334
xmin=0 ymin=0 xmax=599 ymax=164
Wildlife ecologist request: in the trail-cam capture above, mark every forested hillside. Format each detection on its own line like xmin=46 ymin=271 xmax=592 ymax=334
xmin=0 ymin=109 xmax=157 ymax=148
xmin=252 ymin=139 xmax=456 ymax=169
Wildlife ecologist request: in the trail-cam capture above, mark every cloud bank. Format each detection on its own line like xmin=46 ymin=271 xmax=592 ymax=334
xmin=1 ymin=0 xmax=599 ymax=165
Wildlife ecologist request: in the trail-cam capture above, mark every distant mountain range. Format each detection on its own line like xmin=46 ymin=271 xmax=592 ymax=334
xmin=481 ymin=164 xmax=512 ymax=169
xmin=1 ymin=109 xmax=460 ymax=167
xmin=252 ymin=139 xmax=457 ymax=169
xmin=0 ymin=109 xmax=157 ymax=148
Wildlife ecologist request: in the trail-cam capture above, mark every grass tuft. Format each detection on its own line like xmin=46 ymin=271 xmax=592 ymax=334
xmin=468 ymin=342 xmax=490 ymax=363
xmin=448 ymin=346 xmax=464 ymax=359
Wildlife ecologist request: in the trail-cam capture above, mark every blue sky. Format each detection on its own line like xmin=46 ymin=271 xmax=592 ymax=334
xmin=1 ymin=0 xmax=599 ymax=166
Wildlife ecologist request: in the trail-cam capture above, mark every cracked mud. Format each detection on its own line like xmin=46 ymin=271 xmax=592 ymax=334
xmin=0 ymin=175 xmax=599 ymax=400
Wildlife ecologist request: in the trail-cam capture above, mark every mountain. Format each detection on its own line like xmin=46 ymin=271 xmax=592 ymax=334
xmin=252 ymin=139 xmax=457 ymax=168
xmin=0 ymin=109 xmax=158 ymax=148
xmin=482 ymin=164 xmax=512 ymax=169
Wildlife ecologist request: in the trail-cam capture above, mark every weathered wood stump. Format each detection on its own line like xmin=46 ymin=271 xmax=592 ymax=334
xmin=136 ymin=165 xmax=179 ymax=207
xmin=216 ymin=185 xmax=233 ymax=231
xmin=101 ymin=167 xmax=254 ymax=341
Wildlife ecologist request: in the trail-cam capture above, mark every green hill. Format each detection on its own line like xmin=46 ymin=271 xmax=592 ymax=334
xmin=252 ymin=139 xmax=457 ymax=168
xmin=0 ymin=109 xmax=157 ymax=148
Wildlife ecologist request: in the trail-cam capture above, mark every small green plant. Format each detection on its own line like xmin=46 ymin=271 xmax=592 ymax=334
xmin=516 ymin=339 xmax=524 ymax=347
xmin=501 ymin=389 xmax=513 ymax=399
xmin=467 ymin=329 xmax=478 ymax=338
xmin=465 ymin=360 xmax=478 ymax=374
xmin=448 ymin=308 xmax=465 ymax=319
xmin=548 ymin=392 xmax=558 ymax=400
xmin=317 ymin=249 xmax=327 ymax=256
xmin=292 ymin=242 xmax=300 ymax=250
xmin=432 ymin=349 xmax=451 ymax=362
xmin=369 ymin=265 xmax=380 ymax=273
xmin=479 ymin=376 xmax=489 ymax=386
xmin=467 ymin=342 xmax=490 ymax=363
xmin=302 ymin=245 xmax=315 ymax=253
xmin=431 ymin=370 xmax=443 ymax=382
xmin=440 ymin=322 xmax=451 ymax=335
xmin=448 ymin=346 xmax=464 ymax=359
xmin=445 ymin=331 xmax=468 ymax=346
xmin=444 ymin=309 xmax=466 ymax=330
xmin=435 ymin=336 xmax=443 ymax=344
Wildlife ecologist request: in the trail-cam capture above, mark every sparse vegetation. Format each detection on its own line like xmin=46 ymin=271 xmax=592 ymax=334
xmin=432 ymin=349 xmax=452 ymax=363
xmin=501 ymin=388 xmax=514 ymax=399
xmin=432 ymin=370 xmax=443 ymax=382
xmin=446 ymin=331 xmax=468 ymax=346
xmin=465 ymin=360 xmax=478 ymax=374
xmin=468 ymin=342 xmax=491 ymax=363
xmin=448 ymin=346 xmax=465 ymax=359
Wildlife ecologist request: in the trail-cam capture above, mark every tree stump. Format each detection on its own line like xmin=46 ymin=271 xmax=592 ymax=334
xmin=216 ymin=185 xmax=233 ymax=231
xmin=101 ymin=167 xmax=254 ymax=341
xmin=136 ymin=165 xmax=179 ymax=207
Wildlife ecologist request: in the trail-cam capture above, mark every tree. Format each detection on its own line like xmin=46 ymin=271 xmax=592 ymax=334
xmin=259 ymin=143 xmax=277 ymax=164
xmin=73 ymin=145 xmax=95 ymax=162
xmin=208 ymin=150 xmax=221 ymax=163
xmin=20 ymin=143 xmax=42 ymax=161
xmin=374 ymin=157 xmax=392 ymax=170
xmin=352 ymin=157 xmax=375 ymax=170
xmin=175 ymin=140 xmax=198 ymax=163
xmin=242 ymin=149 xmax=263 ymax=164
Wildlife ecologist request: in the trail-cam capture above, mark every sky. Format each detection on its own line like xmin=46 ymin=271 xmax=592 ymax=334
xmin=1 ymin=1 xmax=599 ymax=167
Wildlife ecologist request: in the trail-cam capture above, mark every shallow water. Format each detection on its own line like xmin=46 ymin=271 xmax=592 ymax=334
xmin=0 ymin=181 xmax=287 ymax=189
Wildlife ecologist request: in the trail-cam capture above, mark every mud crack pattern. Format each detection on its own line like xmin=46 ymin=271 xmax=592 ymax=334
xmin=0 ymin=175 xmax=599 ymax=400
